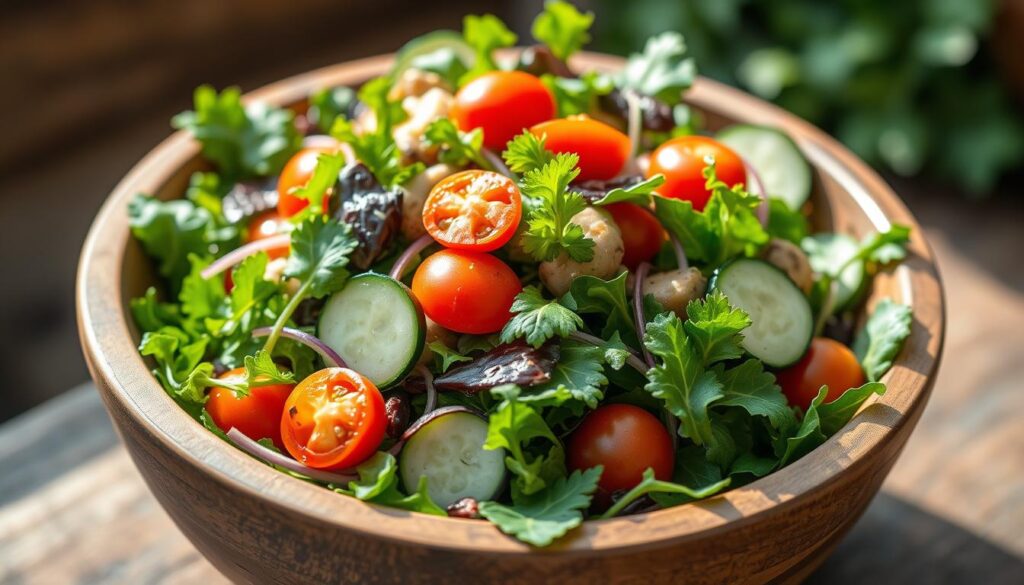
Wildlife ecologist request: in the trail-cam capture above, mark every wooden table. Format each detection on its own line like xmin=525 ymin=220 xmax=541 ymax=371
xmin=2 ymin=231 xmax=1023 ymax=584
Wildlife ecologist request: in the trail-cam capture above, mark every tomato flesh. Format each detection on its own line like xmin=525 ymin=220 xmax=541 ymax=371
xmin=451 ymin=71 xmax=555 ymax=151
xmin=206 ymin=368 xmax=294 ymax=450
xmin=647 ymin=135 xmax=746 ymax=211
xmin=280 ymin=368 xmax=386 ymax=470
xmin=423 ymin=170 xmax=522 ymax=251
xmin=776 ymin=337 xmax=866 ymax=411
xmin=411 ymin=249 xmax=521 ymax=334
xmin=605 ymin=202 xmax=665 ymax=270
xmin=531 ymin=116 xmax=631 ymax=181
xmin=567 ymin=404 xmax=674 ymax=498
xmin=277 ymin=146 xmax=335 ymax=217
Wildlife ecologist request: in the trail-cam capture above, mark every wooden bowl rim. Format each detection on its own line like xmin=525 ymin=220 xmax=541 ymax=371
xmin=77 ymin=52 xmax=945 ymax=555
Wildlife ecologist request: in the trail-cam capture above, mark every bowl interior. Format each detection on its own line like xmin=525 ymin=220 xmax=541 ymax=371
xmin=79 ymin=52 xmax=945 ymax=554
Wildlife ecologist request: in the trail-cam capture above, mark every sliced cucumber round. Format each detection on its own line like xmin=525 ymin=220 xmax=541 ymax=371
xmin=717 ymin=124 xmax=812 ymax=210
xmin=318 ymin=273 xmax=425 ymax=388
xmin=802 ymin=233 xmax=866 ymax=311
xmin=710 ymin=259 xmax=813 ymax=368
xmin=391 ymin=31 xmax=474 ymax=79
xmin=400 ymin=407 xmax=506 ymax=508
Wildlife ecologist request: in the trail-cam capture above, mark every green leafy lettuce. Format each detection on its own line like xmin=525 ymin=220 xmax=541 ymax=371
xmin=531 ymin=0 xmax=594 ymax=61
xmin=854 ymin=299 xmax=913 ymax=382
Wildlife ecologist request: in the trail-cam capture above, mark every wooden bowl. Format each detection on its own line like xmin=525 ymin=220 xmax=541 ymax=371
xmin=77 ymin=53 xmax=944 ymax=584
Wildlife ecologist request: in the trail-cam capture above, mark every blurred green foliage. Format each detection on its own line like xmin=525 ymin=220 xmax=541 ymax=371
xmin=592 ymin=0 xmax=1024 ymax=194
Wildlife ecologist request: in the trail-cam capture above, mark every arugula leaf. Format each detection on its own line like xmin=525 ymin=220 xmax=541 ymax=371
xmin=139 ymin=329 xmax=209 ymax=407
xmin=128 ymin=195 xmax=219 ymax=291
xmin=853 ymin=299 xmax=913 ymax=382
xmin=335 ymin=452 xmax=446 ymax=515
xmin=427 ymin=341 xmax=473 ymax=373
xmin=308 ymin=86 xmax=355 ymax=134
xmin=592 ymin=175 xmax=665 ymax=206
xmin=531 ymin=340 xmax=608 ymax=410
xmin=615 ymin=32 xmax=696 ymax=105
xmin=531 ymin=0 xmax=594 ymax=61
xmin=766 ymin=197 xmax=809 ymax=244
xmin=780 ymin=383 xmax=886 ymax=465
xmin=289 ymin=151 xmax=346 ymax=216
xmin=520 ymin=153 xmax=594 ymax=262
xmin=713 ymin=359 xmax=796 ymax=431
xmin=502 ymin=130 xmax=555 ymax=175
xmin=673 ymin=445 xmax=725 ymax=491
xmin=422 ymin=118 xmax=489 ymax=169
xmin=601 ymin=468 xmax=730 ymax=518
xmin=559 ymin=272 xmax=638 ymax=348
xmin=479 ymin=466 xmax=602 ymax=547
xmin=542 ymin=71 xmax=612 ymax=118
xmin=171 ymin=85 xmax=301 ymax=179
xmin=484 ymin=386 xmax=563 ymax=496
xmin=501 ymin=286 xmax=583 ymax=348
xmin=683 ymin=291 xmax=751 ymax=365
xmin=461 ymin=14 xmax=517 ymax=83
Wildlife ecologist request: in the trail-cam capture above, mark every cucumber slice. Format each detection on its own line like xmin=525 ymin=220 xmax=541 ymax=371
xmin=318 ymin=273 xmax=425 ymax=388
xmin=710 ymin=259 xmax=813 ymax=368
xmin=717 ymin=124 xmax=812 ymax=210
xmin=802 ymin=234 xmax=866 ymax=311
xmin=391 ymin=31 xmax=475 ymax=79
xmin=400 ymin=407 xmax=506 ymax=507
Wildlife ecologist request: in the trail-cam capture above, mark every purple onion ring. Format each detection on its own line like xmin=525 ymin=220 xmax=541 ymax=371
xmin=226 ymin=428 xmax=358 ymax=485
xmin=251 ymin=326 xmax=346 ymax=368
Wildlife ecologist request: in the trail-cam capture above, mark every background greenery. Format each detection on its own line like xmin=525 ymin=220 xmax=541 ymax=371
xmin=591 ymin=0 xmax=1023 ymax=194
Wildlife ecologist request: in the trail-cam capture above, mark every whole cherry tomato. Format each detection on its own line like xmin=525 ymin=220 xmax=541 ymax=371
xmin=647 ymin=135 xmax=746 ymax=211
xmin=422 ymin=170 xmax=522 ymax=251
xmin=451 ymin=71 xmax=555 ymax=151
xmin=605 ymin=202 xmax=665 ymax=269
xmin=206 ymin=368 xmax=294 ymax=450
xmin=776 ymin=337 xmax=866 ymax=411
xmin=530 ymin=115 xmax=631 ymax=181
xmin=411 ymin=249 xmax=521 ymax=334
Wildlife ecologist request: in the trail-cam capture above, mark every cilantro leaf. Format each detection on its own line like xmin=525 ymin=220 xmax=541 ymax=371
xmin=501 ymin=286 xmax=584 ymax=348
xmin=531 ymin=0 xmax=594 ymax=61
xmin=422 ymin=118 xmax=489 ymax=169
xmin=558 ymin=272 xmax=638 ymax=348
xmin=854 ymin=299 xmax=912 ymax=382
xmin=592 ymin=174 xmax=665 ymax=206
xmin=531 ymin=340 xmax=608 ymax=410
xmin=615 ymin=32 xmax=696 ymax=105
xmin=462 ymin=14 xmax=517 ymax=83
xmin=484 ymin=386 xmax=563 ymax=496
xmin=780 ymin=383 xmax=886 ymax=465
xmin=601 ymin=468 xmax=730 ymax=518
xmin=179 ymin=255 xmax=226 ymax=322
xmin=171 ymin=85 xmax=301 ymax=179
xmin=520 ymin=153 xmax=594 ymax=262
xmin=479 ymin=466 xmax=602 ymax=547
xmin=502 ymin=130 xmax=555 ymax=175
xmin=289 ymin=151 xmax=346 ymax=216
xmin=427 ymin=341 xmax=473 ymax=373
xmin=542 ymin=71 xmax=612 ymax=117
xmin=242 ymin=350 xmax=295 ymax=387
xmin=683 ymin=291 xmax=751 ymax=365
xmin=713 ymin=359 xmax=796 ymax=431
xmin=284 ymin=216 xmax=357 ymax=299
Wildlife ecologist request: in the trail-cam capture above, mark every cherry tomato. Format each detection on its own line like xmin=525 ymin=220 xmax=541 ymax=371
xmin=422 ymin=170 xmax=522 ymax=251
xmin=280 ymin=368 xmax=386 ymax=470
xmin=206 ymin=368 xmax=294 ymax=450
xmin=647 ymin=135 xmax=746 ymax=211
xmin=411 ymin=249 xmax=521 ymax=334
xmin=277 ymin=146 xmax=335 ymax=217
xmin=530 ymin=116 xmax=631 ymax=181
xmin=605 ymin=203 xmax=665 ymax=270
xmin=567 ymin=404 xmax=675 ymax=497
xmin=245 ymin=210 xmax=290 ymax=259
xmin=776 ymin=337 xmax=866 ymax=411
xmin=451 ymin=71 xmax=555 ymax=151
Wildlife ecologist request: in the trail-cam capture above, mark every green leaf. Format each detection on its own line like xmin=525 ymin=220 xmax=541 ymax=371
xmin=179 ymin=255 xmax=226 ymax=322
xmin=484 ymin=386 xmax=562 ymax=496
xmin=461 ymin=14 xmax=517 ymax=83
xmin=592 ymin=174 xmax=666 ymax=206
xmin=131 ymin=288 xmax=182 ymax=333
xmin=601 ymin=468 xmax=730 ymax=518
xmin=502 ymin=130 xmax=554 ymax=175
xmin=683 ymin=291 xmax=751 ymax=365
xmin=284 ymin=216 xmax=357 ymax=299
xmin=817 ymin=382 xmax=886 ymax=436
xmin=542 ymin=71 xmax=612 ymax=118
xmin=289 ymin=151 xmax=346 ymax=214
xmin=520 ymin=153 xmax=594 ymax=262
xmin=601 ymin=332 xmax=630 ymax=371
xmin=336 ymin=452 xmax=446 ymax=516
xmin=128 ymin=195 xmax=217 ymax=290
xmin=330 ymin=97 xmax=420 ymax=190
xmin=853 ymin=299 xmax=913 ymax=382
xmin=713 ymin=359 xmax=796 ymax=431
xmin=308 ymin=86 xmax=355 ymax=134
xmin=766 ymin=197 xmax=809 ymax=244
xmin=242 ymin=350 xmax=295 ymax=387
xmin=427 ymin=341 xmax=472 ymax=373
xmin=780 ymin=382 xmax=886 ymax=465
xmin=422 ymin=118 xmax=488 ymax=169
xmin=479 ymin=466 xmax=602 ymax=547
xmin=171 ymin=85 xmax=301 ymax=179
xmin=616 ymin=32 xmax=696 ymax=105
xmin=673 ymin=445 xmax=724 ymax=491
xmin=531 ymin=340 xmax=608 ymax=410
xmin=501 ymin=286 xmax=583 ymax=348
xmin=531 ymin=0 xmax=594 ymax=61
xmin=559 ymin=272 xmax=637 ymax=347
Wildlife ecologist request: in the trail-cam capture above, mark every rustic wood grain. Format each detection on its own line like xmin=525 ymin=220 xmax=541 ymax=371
xmin=71 ymin=53 xmax=944 ymax=584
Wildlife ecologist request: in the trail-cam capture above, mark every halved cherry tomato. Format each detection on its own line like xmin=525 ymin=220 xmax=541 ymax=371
xmin=451 ymin=71 xmax=555 ymax=151
xmin=422 ymin=170 xmax=522 ymax=251
xmin=647 ymin=135 xmax=746 ymax=211
xmin=277 ymin=146 xmax=335 ymax=217
xmin=605 ymin=202 xmax=665 ymax=270
xmin=411 ymin=249 xmax=521 ymax=334
xmin=206 ymin=368 xmax=294 ymax=450
xmin=776 ymin=337 xmax=866 ymax=411
xmin=567 ymin=404 xmax=674 ymax=498
xmin=530 ymin=116 xmax=631 ymax=181
xmin=280 ymin=368 xmax=386 ymax=470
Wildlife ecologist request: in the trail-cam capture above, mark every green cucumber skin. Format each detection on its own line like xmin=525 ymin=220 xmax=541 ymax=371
xmin=717 ymin=124 xmax=812 ymax=210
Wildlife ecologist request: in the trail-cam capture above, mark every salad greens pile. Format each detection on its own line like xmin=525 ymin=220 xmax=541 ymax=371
xmin=127 ymin=1 xmax=916 ymax=548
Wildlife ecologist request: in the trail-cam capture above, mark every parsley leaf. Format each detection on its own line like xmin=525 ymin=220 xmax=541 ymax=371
xmin=171 ymin=85 xmax=301 ymax=179
xmin=558 ymin=272 xmax=638 ymax=348
xmin=484 ymin=385 xmax=564 ymax=496
xmin=422 ymin=118 xmax=489 ymax=169
xmin=284 ymin=216 xmax=357 ymax=299
xmin=600 ymin=468 xmax=730 ymax=519
xmin=501 ymin=286 xmax=584 ymax=348
xmin=854 ymin=299 xmax=913 ymax=382
xmin=502 ymin=130 xmax=555 ymax=175
xmin=542 ymin=71 xmax=612 ymax=117
xmin=427 ymin=341 xmax=473 ymax=373
xmin=531 ymin=340 xmax=608 ymax=410
xmin=616 ymin=32 xmax=696 ymax=105
xmin=520 ymin=153 xmax=594 ymax=262
xmin=683 ymin=291 xmax=751 ymax=365
xmin=713 ymin=359 xmax=796 ymax=431
xmin=479 ymin=466 xmax=602 ymax=547
xmin=462 ymin=14 xmax=517 ymax=83
xmin=531 ymin=0 xmax=594 ymax=62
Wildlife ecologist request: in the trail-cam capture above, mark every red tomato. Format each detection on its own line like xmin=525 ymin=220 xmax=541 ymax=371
xmin=647 ymin=135 xmax=746 ymax=211
xmin=451 ymin=71 xmax=555 ymax=151
xmin=280 ymin=368 xmax=386 ymax=470
xmin=605 ymin=203 xmax=665 ymax=270
xmin=245 ymin=210 xmax=289 ymax=259
xmin=411 ymin=249 xmax=521 ymax=334
xmin=567 ymin=404 xmax=675 ymax=497
xmin=776 ymin=337 xmax=866 ymax=411
xmin=422 ymin=170 xmax=522 ymax=251
xmin=206 ymin=368 xmax=294 ymax=450
xmin=277 ymin=146 xmax=335 ymax=217
xmin=530 ymin=116 xmax=631 ymax=181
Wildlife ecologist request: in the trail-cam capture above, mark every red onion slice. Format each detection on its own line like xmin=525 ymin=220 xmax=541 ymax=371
xmin=226 ymin=428 xmax=358 ymax=485
xmin=389 ymin=234 xmax=434 ymax=280
xmin=415 ymin=364 xmax=438 ymax=414
xmin=633 ymin=262 xmax=656 ymax=367
xmin=251 ymin=326 xmax=346 ymax=368
xmin=481 ymin=148 xmax=514 ymax=178
xmin=744 ymin=159 xmax=770 ymax=227
xmin=201 ymin=233 xmax=291 ymax=280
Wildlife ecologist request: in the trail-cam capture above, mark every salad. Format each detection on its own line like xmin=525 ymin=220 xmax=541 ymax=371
xmin=128 ymin=2 xmax=914 ymax=547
